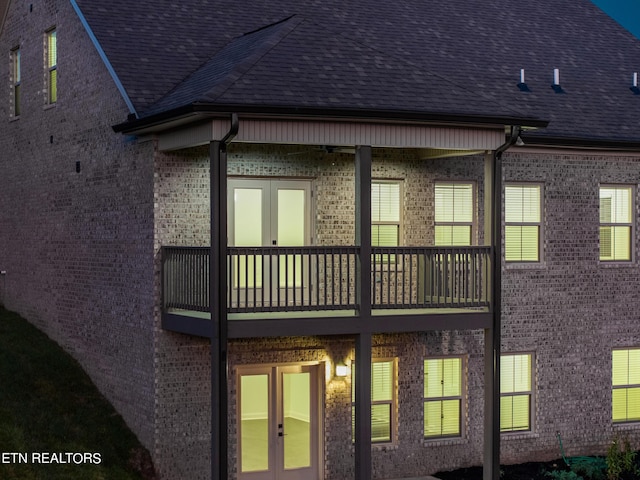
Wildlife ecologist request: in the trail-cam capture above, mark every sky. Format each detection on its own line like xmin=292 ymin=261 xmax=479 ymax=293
xmin=592 ymin=0 xmax=640 ymax=38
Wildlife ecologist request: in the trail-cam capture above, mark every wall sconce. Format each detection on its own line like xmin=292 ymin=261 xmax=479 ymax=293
xmin=335 ymin=363 xmax=348 ymax=377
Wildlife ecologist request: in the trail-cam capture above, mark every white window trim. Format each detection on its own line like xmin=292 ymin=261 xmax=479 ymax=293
xmin=612 ymin=347 xmax=640 ymax=424
xmin=434 ymin=181 xmax=475 ymax=246
xmin=423 ymin=355 xmax=466 ymax=440
xmin=10 ymin=46 xmax=20 ymax=118
xmin=504 ymin=182 xmax=544 ymax=263
xmin=500 ymin=352 xmax=535 ymax=434
xmin=45 ymin=27 xmax=57 ymax=106
xmin=351 ymin=357 xmax=398 ymax=445
xmin=599 ymin=184 xmax=635 ymax=263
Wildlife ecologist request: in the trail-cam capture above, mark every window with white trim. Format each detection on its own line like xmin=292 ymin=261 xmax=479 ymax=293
xmin=612 ymin=348 xmax=640 ymax=423
xmin=434 ymin=183 xmax=473 ymax=246
xmin=352 ymin=359 xmax=397 ymax=443
xmin=500 ymin=353 xmax=533 ymax=433
xmin=372 ymin=181 xmax=401 ymax=248
xmin=505 ymin=184 xmax=542 ymax=262
xmin=600 ymin=186 xmax=633 ymax=261
xmin=424 ymin=357 xmax=463 ymax=438
xmin=11 ymin=47 xmax=20 ymax=117
xmin=46 ymin=28 xmax=57 ymax=104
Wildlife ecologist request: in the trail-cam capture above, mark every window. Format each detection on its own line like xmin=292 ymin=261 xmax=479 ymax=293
xmin=612 ymin=348 xmax=640 ymax=423
xmin=372 ymin=181 xmax=401 ymax=247
xmin=500 ymin=353 xmax=533 ymax=433
xmin=46 ymin=28 xmax=57 ymax=104
xmin=600 ymin=186 xmax=633 ymax=261
xmin=434 ymin=183 xmax=473 ymax=246
xmin=505 ymin=184 xmax=542 ymax=262
xmin=424 ymin=357 xmax=463 ymax=438
xmin=352 ymin=359 xmax=396 ymax=443
xmin=11 ymin=47 xmax=20 ymax=116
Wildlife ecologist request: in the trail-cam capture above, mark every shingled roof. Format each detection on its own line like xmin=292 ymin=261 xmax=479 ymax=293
xmin=74 ymin=0 xmax=640 ymax=144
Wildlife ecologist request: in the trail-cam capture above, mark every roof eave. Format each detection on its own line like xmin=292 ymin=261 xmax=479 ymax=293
xmin=112 ymin=102 xmax=548 ymax=136
xmin=521 ymin=133 xmax=640 ymax=151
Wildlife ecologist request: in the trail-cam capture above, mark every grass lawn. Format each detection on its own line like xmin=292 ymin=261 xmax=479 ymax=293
xmin=0 ymin=306 xmax=156 ymax=479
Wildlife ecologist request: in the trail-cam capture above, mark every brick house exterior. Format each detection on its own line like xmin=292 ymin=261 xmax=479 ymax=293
xmin=2 ymin=1 xmax=640 ymax=480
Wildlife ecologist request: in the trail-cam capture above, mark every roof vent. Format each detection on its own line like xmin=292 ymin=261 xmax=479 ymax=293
xmin=517 ymin=69 xmax=530 ymax=92
xmin=551 ymin=68 xmax=564 ymax=93
xmin=631 ymin=72 xmax=640 ymax=95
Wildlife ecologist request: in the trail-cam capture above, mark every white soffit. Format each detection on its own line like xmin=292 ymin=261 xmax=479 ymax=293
xmin=157 ymin=117 xmax=505 ymax=152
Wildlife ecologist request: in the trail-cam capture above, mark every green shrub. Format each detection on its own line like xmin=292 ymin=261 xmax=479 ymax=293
xmin=545 ymin=469 xmax=583 ymax=480
xmin=606 ymin=435 xmax=638 ymax=480
xmin=569 ymin=457 xmax=606 ymax=480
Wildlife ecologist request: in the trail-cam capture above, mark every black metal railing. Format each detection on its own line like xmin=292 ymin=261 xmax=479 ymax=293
xmin=371 ymin=246 xmax=490 ymax=308
xmin=162 ymin=245 xmax=491 ymax=314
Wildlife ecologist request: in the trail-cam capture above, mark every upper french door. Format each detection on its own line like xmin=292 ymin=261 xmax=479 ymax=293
xmin=228 ymin=179 xmax=311 ymax=308
xmin=238 ymin=364 xmax=321 ymax=480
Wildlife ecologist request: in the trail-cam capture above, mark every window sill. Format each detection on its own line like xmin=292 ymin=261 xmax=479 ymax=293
xmin=9 ymin=115 xmax=20 ymax=122
xmin=43 ymin=103 xmax=56 ymax=111
xmin=612 ymin=421 xmax=640 ymax=431
xmin=423 ymin=436 xmax=468 ymax=447
xmin=599 ymin=261 xmax=637 ymax=269
xmin=501 ymin=431 xmax=539 ymax=441
xmin=505 ymin=261 xmax=546 ymax=271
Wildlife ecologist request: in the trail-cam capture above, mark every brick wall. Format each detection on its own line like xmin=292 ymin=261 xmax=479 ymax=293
xmin=153 ymin=144 xmax=640 ymax=478
xmin=0 ymin=0 xmax=156 ymax=455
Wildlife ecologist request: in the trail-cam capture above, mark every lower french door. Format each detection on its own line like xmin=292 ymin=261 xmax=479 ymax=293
xmin=238 ymin=364 xmax=321 ymax=480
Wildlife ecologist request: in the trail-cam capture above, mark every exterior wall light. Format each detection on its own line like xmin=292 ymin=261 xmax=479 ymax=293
xmin=335 ymin=363 xmax=348 ymax=377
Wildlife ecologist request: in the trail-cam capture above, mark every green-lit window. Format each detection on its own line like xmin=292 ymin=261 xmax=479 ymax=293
xmin=11 ymin=47 xmax=20 ymax=116
xmin=424 ymin=357 xmax=463 ymax=438
xmin=500 ymin=353 xmax=533 ymax=433
xmin=352 ymin=359 xmax=396 ymax=443
xmin=612 ymin=348 xmax=640 ymax=423
xmin=46 ymin=28 xmax=57 ymax=104
xmin=372 ymin=181 xmax=401 ymax=247
xmin=505 ymin=184 xmax=542 ymax=262
xmin=435 ymin=183 xmax=473 ymax=246
xmin=600 ymin=186 xmax=633 ymax=261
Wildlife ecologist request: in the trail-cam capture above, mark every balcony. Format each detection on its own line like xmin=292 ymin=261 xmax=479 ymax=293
xmin=162 ymin=245 xmax=491 ymax=320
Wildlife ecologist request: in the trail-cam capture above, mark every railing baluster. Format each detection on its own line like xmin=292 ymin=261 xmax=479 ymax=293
xmin=161 ymin=245 xmax=490 ymax=315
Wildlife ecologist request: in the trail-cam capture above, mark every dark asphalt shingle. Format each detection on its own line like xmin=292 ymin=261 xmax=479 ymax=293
xmin=75 ymin=0 xmax=640 ymax=142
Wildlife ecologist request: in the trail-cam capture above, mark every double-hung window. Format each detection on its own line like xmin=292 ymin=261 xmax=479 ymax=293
xmin=600 ymin=186 xmax=633 ymax=261
xmin=505 ymin=184 xmax=542 ymax=262
xmin=612 ymin=348 xmax=640 ymax=423
xmin=11 ymin=47 xmax=20 ymax=117
xmin=46 ymin=28 xmax=57 ymax=104
xmin=372 ymin=181 xmax=401 ymax=248
xmin=434 ymin=183 xmax=473 ymax=246
xmin=352 ymin=359 xmax=397 ymax=443
xmin=424 ymin=357 xmax=463 ymax=438
xmin=500 ymin=353 xmax=533 ymax=433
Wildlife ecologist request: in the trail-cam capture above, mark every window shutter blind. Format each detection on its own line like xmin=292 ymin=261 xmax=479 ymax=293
xmin=500 ymin=354 xmax=532 ymax=431
xmin=600 ymin=187 xmax=632 ymax=261
xmin=505 ymin=185 xmax=541 ymax=262
xmin=434 ymin=183 xmax=473 ymax=246
xmin=352 ymin=360 xmax=394 ymax=442
xmin=612 ymin=349 xmax=640 ymax=422
xmin=372 ymin=182 xmax=400 ymax=249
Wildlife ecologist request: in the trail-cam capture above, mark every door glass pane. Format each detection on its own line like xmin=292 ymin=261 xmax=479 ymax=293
xmin=234 ymin=188 xmax=263 ymax=288
xmin=283 ymin=372 xmax=311 ymax=470
xmin=278 ymin=189 xmax=305 ymax=287
xmin=240 ymin=374 xmax=269 ymax=472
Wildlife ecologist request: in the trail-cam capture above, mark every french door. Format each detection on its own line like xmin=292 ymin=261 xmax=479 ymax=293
xmin=238 ymin=364 xmax=321 ymax=480
xmin=228 ymin=179 xmax=311 ymax=308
